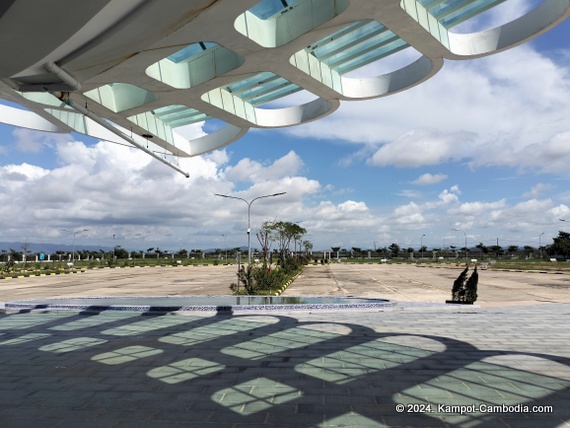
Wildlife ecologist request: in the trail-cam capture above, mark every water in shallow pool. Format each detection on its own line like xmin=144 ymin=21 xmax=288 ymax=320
xmin=9 ymin=295 xmax=388 ymax=307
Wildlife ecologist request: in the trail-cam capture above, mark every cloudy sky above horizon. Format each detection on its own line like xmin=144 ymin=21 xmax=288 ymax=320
xmin=1 ymin=4 xmax=570 ymax=253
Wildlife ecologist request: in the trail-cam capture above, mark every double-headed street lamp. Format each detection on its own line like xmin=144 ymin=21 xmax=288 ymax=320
xmin=215 ymin=192 xmax=286 ymax=267
xmin=420 ymin=234 xmax=425 ymax=260
xmin=452 ymin=228 xmax=467 ymax=262
xmin=62 ymin=228 xmax=89 ymax=264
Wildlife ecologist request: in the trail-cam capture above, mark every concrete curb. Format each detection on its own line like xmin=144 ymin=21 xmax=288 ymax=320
xmin=273 ymin=268 xmax=304 ymax=296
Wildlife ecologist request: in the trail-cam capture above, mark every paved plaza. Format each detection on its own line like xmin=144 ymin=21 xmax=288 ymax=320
xmin=0 ymin=264 xmax=569 ymax=427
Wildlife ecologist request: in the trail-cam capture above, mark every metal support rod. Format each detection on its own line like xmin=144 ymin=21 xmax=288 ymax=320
xmin=45 ymin=62 xmax=81 ymax=92
xmin=12 ymin=62 xmax=189 ymax=177
xmin=53 ymin=92 xmax=190 ymax=178
xmin=4 ymin=62 xmax=82 ymax=92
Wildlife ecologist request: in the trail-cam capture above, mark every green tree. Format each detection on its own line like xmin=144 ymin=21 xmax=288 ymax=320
xmin=270 ymin=221 xmax=307 ymax=260
xmin=547 ymin=231 xmax=570 ymax=258
xmin=114 ymin=246 xmax=129 ymax=259
xmin=377 ymin=247 xmax=388 ymax=258
xmin=489 ymin=245 xmax=503 ymax=258
xmin=507 ymin=245 xmax=519 ymax=258
xmin=452 ymin=266 xmax=469 ymax=302
xmin=388 ymin=243 xmax=400 ymax=258
xmin=451 ymin=265 xmax=478 ymax=303
xmin=465 ymin=266 xmax=478 ymax=303
xmin=476 ymin=242 xmax=488 ymax=254
xmin=9 ymin=248 xmax=22 ymax=262
xmin=256 ymin=220 xmax=273 ymax=266
xmin=174 ymin=249 xmax=188 ymax=258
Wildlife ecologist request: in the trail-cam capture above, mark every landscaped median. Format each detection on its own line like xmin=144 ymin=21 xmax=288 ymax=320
xmin=230 ymin=259 xmax=306 ymax=296
xmin=0 ymin=261 xmax=237 ymax=280
xmin=0 ymin=261 xmax=310 ymax=291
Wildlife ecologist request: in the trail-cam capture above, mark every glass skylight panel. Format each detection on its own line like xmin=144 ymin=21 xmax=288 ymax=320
xmin=441 ymin=0 xmax=506 ymax=28
xmin=225 ymin=72 xmax=277 ymax=95
xmin=306 ymin=20 xmax=410 ymax=75
xmin=152 ymin=105 xmax=210 ymax=127
xmin=250 ymin=0 xmax=303 ymax=20
xmin=308 ymin=21 xmax=369 ymax=59
xmin=167 ymin=42 xmax=216 ymax=63
xmin=334 ymin=39 xmax=409 ymax=74
xmin=321 ymin=31 xmax=402 ymax=68
xmin=245 ymin=84 xmax=302 ymax=106
xmin=419 ymin=0 xmax=448 ymax=8
xmin=225 ymin=72 xmax=301 ymax=107
xmin=418 ymin=0 xmax=508 ymax=29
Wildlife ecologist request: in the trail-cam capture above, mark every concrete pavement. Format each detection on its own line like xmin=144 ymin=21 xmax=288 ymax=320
xmin=0 ymin=264 xmax=569 ymax=427
xmin=285 ymin=263 xmax=570 ymax=307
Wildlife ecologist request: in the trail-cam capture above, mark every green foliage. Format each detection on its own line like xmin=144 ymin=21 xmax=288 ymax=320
xmin=465 ymin=266 xmax=478 ymax=303
xmin=114 ymin=247 xmax=129 ymax=259
xmin=2 ymin=258 xmax=14 ymax=272
xmin=253 ymin=266 xmax=287 ymax=292
xmin=388 ymin=243 xmax=400 ymax=258
xmin=476 ymin=242 xmax=489 ymax=254
xmin=231 ymin=266 xmax=252 ymax=294
xmin=489 ymin=245 xmax=503 ymax=258
xmin=451 ymin=265 xmax=478 ymax=303
xmin=547 ymin=231 xmax=570 ymax=258
xmin=452 ymin=266 xmax=469 ymax=301
xmin=270 ymin=221 xmax=307 ymax=258
xmin=230 ymin=263 xmax=303 ymax=295
xmin=277 ymin=255 xmax=305 ymax=274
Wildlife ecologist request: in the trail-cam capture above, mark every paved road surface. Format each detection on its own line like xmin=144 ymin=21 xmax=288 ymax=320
xmin=1 ymin=263 xmax=570 ymax=307
xmin=1 ymin=263 xmax=570 ymax=427
xmin=0 ymin=265 xmax=239 ymax=302
xmin=285 ymin=264 xmax=570 ymax=307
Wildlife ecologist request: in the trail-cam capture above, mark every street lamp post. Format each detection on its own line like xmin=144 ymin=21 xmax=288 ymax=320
xmin=215 ymin=192 xmax=286 ymax=268
xmin=452 ymin=228 xmax=467 ymax=262
xmin=420 ymin=234 xmax=425 ymax=260
xmin=539 ymin=232 xmax=545 ymax=259
xmin=63 ymin=229 xmax=88 ymax=264
xmin=222 ymin=234 xmax=227 ymax=262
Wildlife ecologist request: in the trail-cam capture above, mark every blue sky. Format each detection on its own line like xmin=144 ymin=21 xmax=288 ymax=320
xmin=1 ymin=7 xmax=570 ymax=253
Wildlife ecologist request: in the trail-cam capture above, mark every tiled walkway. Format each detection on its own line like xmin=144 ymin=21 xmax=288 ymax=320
xmin=1 ymin=304 xmax=569 ymax=427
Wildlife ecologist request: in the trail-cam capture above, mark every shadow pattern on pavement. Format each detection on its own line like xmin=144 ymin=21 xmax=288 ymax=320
xmin=0 ymin=311 xmax=569 ymax=427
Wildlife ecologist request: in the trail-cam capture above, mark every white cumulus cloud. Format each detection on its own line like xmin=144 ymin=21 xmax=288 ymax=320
xmin=412 ymin=173 xmax=448 ymax=185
